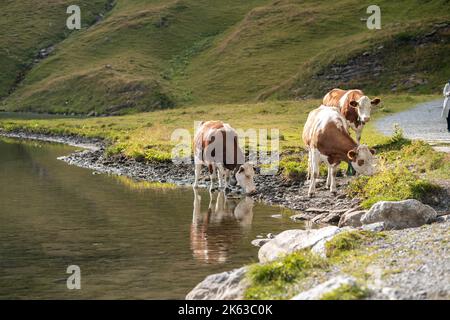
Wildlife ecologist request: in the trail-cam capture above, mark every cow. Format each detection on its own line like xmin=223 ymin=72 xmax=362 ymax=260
xmin=193 ymin=120 xmax=256 ymax=194
xmin=323 ymin=88 xmax=381 ymax=143
xmin=302 ymin=105 xmax=377 ymax=197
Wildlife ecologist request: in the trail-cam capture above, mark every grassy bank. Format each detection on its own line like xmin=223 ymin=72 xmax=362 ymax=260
xmin=0 ymin=94 xmax=448 ymax=206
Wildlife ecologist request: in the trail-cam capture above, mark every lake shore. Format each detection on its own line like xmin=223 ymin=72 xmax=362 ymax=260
xmin=0 ymin=129 xmax=362 ymax=216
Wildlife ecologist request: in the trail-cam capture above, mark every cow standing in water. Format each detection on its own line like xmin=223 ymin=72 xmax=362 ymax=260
xmin=323 ymin=88 xmax=380 ymax=175
xmin=302 ymin=106 xmax=376 ymax=197
xmin=193 ymin=121 xmax=256 ymax=194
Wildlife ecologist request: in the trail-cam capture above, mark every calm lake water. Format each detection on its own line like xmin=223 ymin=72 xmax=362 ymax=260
xmin=0 ymin=137 xmax=300 ymax=299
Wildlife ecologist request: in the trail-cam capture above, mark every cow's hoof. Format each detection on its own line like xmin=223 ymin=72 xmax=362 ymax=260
xmin=224 ymin=187 xmax=232 ymax=193
xmin=308 ymin=193 xmax=315 ymax=198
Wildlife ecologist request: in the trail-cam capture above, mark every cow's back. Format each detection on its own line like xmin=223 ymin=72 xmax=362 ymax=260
xmin=323 ymin=88 xmax=346 ymax=107
xmin=303 ymin=106 xmax=350 ymax=151
xmin=194 ymin=121 xmax=244 ymax=169
xmin=323 ymin=88 xmax=364 ymax=109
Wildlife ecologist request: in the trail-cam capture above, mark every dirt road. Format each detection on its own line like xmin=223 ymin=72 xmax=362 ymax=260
xmin=376 ymin=99 xmax=450 ymax=152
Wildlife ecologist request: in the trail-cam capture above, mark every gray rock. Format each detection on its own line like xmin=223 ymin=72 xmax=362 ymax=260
xmin=361 ymin=222 xmax=385 ymax=232
xmin=258 ymin=226 xmax=340 ymax=263
xmin=338 ymin=210 xmax=366 ymax=228
xmin=361 ymin=199 xmax=437 ymax=230
xmin=251 ymin=238 xmax=271 ymax=247
xmin=291 ymin=275 xmax=359 ymax=300
xmin=186 ymin=267 xmax=248 ymax=300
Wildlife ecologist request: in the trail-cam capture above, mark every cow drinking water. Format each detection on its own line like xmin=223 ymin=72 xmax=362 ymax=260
xmin=302 ymin=106 xmax=377 ymax=197
xmin=193 ymin=121 xmax=256 ymax=194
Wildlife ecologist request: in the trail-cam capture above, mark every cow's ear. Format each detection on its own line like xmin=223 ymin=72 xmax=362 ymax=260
xmin=349 ymin=100 xmax=358 ymax=108
xmin=238 ymin=166 xmax=244 ymax=174
xmin=371 ymin=98 xmax=381 ymax=106
xmin=370 ymin=148 xmax=376 ymax=155
xmin=347 ymin=149 xmax=358 ymax=160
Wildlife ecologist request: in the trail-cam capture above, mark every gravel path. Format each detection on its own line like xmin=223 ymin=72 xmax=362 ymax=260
xmin=368 ymin=218 xmax=450 ymax=300
xmin=376 ymin=99 xmax=450 ymax=152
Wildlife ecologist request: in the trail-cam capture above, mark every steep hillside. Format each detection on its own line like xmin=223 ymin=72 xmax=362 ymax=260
xmin=1 ymin=0 xmax=449 ymax=114
xmin=0 ymin=0 xmax=110 ymax=99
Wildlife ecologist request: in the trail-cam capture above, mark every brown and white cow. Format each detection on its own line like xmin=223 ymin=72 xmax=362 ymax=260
xmin=302 ymin=106 xmax=376 ymax=197
xmin=323 ymin=88 xmax=381 ymax=143
xmin=193 ymin=120 xmax=256 ymax=194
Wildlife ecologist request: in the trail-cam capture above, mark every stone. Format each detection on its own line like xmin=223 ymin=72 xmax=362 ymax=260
xmin=290 ymin=212 xmax=315 ymax=221
xmin=251 ymin=238 xmax=271 ymax=247
xmin=258 ymin=226 xmax=340 ymax=263
xmin=361 ymin=199 xmax=437 ymax=230
xmin=291 ymin=275 xmax=358 ymax=300
xmin=361 ymin=222 xmax=385 ymax=232
xmin=338 ymin=210 xmax=366 ymax=228
xmin=186 ymin=267 xmax=248 ymax=300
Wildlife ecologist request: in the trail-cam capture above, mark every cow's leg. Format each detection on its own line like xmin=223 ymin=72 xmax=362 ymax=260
xmin=209 ymin=164 xmax=217 ymax=191
xmin=306 ymin=148 xmax=311 ymax=182
xmin=329 ymin=164 xmax=338 ymax=195
xmin=224 ymin=169 xmax=232 ymax=192
xmin=308 ymin=149 xmax=320 ymax=197
xmin=193 ymin=163 xmax=202 ymax=188
xmin=216 ymin=163 xmax=226 ymax=189
xmin=225 ymin=169 xmax=231 ymax=186
xmin=326 ymin=164 xmax=331 ymax=188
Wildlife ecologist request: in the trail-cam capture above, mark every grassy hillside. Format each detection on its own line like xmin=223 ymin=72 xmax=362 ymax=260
xmin=1 ymin=0 xmax=449 ymax=114
xmin=0 ymin=0 xmax=110 ymax=99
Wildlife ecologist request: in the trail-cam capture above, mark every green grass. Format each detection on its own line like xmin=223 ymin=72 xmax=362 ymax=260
xmin=1 ymin=0 xmax=449 ymax=114
xmin=244 ymin=250 xmax=328 ymax=300
xmin=320 ymin=283 xmax=369 ymax=300
xmin=0 ymin=0 xmax=110 ymax=99
xmin=325 ymin=231 xmax=386 ymax=259
xmin=1 ymin=94 xmax=446 ymax=209
xmin=348 ymin=138 xmax=447 ymax=209
xmin=0 ymin=94 xmax=436 ymax=162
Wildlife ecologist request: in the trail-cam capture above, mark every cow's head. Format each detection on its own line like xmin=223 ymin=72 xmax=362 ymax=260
xmin=349 ymin=96 xmax=381 ymax=123
xmin=347 ymin=145 xmax=377 ymax=176
xmin=233 ymin=163 xmax=256 ymax=194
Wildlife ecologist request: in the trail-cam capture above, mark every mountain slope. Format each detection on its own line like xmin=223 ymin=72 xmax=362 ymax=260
xmin=1 ymin=0 xmax=449 ymax=114
xmin=0 ymin=0 xmax=110 ymax=99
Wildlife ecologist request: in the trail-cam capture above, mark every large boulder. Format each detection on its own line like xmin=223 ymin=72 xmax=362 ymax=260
xmin=258 ymin=226 xmax=340 ymax=263
xmin=361 ymin=199 xmax=437 ymax=230
xmin=338 ymin=210 xmax=366 ymax=228
xmin=186 ymin=267 xmax=248 ymax=300
xmin=291 ymin=275 xmax=358 ymax=300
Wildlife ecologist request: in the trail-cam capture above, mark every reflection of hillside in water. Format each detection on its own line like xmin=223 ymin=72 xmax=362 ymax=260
xmin=191 ymin=189 xmax=254 ymax=264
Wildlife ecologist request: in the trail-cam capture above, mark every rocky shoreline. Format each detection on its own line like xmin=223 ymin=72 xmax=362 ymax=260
xmin=1 ymin=129 xmax=448 ymax=220
xmin=187 ymin=200 xmax=449 ymax=300
xmin=0 ymin=130 xmax=363 ymax=218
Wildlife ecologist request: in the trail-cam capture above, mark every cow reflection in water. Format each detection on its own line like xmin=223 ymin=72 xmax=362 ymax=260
xmin=190 ymin=189 xmax=254 ymax=263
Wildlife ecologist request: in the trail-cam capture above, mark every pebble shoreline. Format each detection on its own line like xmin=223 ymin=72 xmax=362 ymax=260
xmin=0 ymin=130 xmax=362 ymax=216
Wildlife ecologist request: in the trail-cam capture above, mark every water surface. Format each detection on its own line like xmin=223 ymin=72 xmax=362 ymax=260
xmin=0 ymin=138 xmax=300 ymax=299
